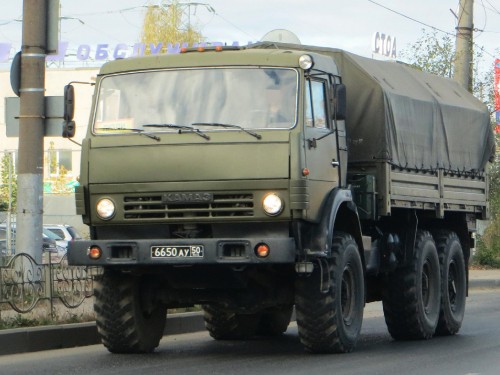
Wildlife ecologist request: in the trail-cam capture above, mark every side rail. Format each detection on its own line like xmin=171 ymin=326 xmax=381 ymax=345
xmin=389 ymin=169 xmax=487 ymax=217
xmin=0 ymin=253 xmax=101 ymax=314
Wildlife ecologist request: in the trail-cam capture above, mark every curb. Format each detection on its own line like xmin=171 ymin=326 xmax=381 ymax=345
xmin=469 ymin=278 xmax=500 ymax=289
xmin=0 ymin=312 xmax=206 ymax=356
xmin=0 ymin=278 xmax=498 ymax=356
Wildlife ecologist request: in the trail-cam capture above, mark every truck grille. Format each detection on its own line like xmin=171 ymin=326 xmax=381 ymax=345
xmin=123 ymin=194 xmax=254 ymax=219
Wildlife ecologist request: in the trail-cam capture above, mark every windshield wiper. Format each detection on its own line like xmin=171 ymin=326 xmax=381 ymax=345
xmin=142 ymin=124 xmax=210 ymax=140
xmin=97 ymin=127 xmax=160 ymax=141
xmin=191 ymin=122 xmax=262 ymax=140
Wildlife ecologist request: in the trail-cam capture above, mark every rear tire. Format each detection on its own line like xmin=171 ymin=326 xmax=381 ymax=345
xmin=434 ymin=231 xmax=466 ymax=336
xmin=203 ymin=304 xmax=259 ymax=340
xmin=295 ymin=232 xmax=364 ymax=353
xmin=257 ymin=305 xmax=293 ymax=336
xmin=382 ymin=230 xmax=441 ymax=340
xmin=94 ymin=269 xmax=167 ymax=353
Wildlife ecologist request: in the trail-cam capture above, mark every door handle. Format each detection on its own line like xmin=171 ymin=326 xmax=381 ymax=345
xmin=331 ymin=160 xmax=340 ymax=168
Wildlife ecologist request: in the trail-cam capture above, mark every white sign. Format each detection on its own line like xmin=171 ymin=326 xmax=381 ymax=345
xmin=372 ymin=32 xmax=397 ymax=59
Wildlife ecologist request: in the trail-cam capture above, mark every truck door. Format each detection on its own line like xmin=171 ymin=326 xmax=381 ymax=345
xmin=303 ymin=77 xmax=340 ymax=218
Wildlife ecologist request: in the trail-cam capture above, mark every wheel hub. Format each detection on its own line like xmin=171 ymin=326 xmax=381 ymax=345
xmin=448 ymin=260 xmax=458 ymax=311
xmin=422 ymin=259 xmax=432 ymax=314
xmin=341 ymin=265 xmax=355 ymax=326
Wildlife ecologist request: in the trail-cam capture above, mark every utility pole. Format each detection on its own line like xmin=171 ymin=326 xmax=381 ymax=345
xmin=6 ymin=152 xmax=13 ymax=256
xmin=16 ymin=0 xmax=47 ymax=263
xmin=454 ymin=0 xmax=474 ymax=92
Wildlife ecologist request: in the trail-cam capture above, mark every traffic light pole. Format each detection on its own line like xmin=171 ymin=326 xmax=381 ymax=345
xmin=16 ymin=0 xmax=47 ymax=263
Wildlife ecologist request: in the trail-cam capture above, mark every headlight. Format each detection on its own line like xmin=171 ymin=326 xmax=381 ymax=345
xmin=299 ymin=54 xmax=314 ymax=70
xmin=96 ymin=198 xmax=115 ymax=220
xmin=262 ymin=193 xmax=284 ymax=216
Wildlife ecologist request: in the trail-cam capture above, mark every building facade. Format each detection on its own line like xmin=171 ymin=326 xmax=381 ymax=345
xmin=0 ymin=67 xmax=99 ymax=236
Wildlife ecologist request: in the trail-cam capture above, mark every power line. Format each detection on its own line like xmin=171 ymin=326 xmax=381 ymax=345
xmin=483 ymin=0 xmax=500 ymax=15
xmin=367 ymin=0 xmax=454 ymax=36
xmin=471 ymin=0 xmax=487 ymax=40
xmin=66 ymin=6 xmax=148 ymax=18
xmin=368 ymin=0 xmax=497 ymax=59
xmin=478 ymin=0 xmax=500 ymax=38
xmin=210 ymin=10 xmax=257 ymax=40
xmin=67 ymin=2 xmax=256 ymax=41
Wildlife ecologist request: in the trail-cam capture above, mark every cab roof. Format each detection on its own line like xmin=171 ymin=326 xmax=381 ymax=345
xmin=98 ymin=45 xmax=337 ymax=75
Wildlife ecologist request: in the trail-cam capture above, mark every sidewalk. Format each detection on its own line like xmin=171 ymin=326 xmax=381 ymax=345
xmin=468 ymin=268 xmax=500 ymax=289
xmin=0 ymin=269 xmax=498 ymax=356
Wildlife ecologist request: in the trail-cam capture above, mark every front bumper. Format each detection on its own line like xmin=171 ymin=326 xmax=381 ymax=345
xmin=68 ymin=237 xmax=296 ymax=266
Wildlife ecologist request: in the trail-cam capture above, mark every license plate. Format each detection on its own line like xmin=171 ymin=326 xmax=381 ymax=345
xmin=151 ymin=245 xmax=204 ymax=258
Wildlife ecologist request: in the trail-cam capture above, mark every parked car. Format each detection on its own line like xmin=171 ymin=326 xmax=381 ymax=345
xmin=44 ymin=224 xmax=82 ymax=242
xmin=42 ymin=231 xmax=59 ymax=253
xmin=0 ymin=225 xmax=65 ymax=259
xmin=42 ymin=228 xmax=67 ymax=254
xmin=0 ymin=227 xmax=15 ymax=255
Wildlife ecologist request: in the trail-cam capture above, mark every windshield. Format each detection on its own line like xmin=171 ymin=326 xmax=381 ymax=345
xmin=93 ymin=67 xmax=298 ymax=134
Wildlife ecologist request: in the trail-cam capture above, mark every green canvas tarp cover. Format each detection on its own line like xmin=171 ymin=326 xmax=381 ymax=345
xmin=253 ymin=43 xmax=495 ymax=174
xmin=331 ymin=50 xmax=494 ymax=173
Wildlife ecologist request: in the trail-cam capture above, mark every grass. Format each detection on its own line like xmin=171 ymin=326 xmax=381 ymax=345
xmin=0 ymin=306 xmax=202 ymax=330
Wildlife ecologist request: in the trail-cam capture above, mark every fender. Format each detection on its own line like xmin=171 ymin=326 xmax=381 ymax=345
xmin=298 ymin=188 xmax=364 ymax=258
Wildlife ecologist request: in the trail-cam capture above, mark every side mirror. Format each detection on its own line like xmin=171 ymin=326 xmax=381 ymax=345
xmin=63 ymin=84 xmax=75 ymax=138
xmin=62 ymin=120 xmax=75 ymax=138
xmin=64 ymin=84 xmax=75 ymax=121
xmin=333 ymin=83 xmax=347 ymax=121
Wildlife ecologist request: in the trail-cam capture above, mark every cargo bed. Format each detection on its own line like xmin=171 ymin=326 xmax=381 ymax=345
xmin=349 ymin=162 xmax=488 ymax=221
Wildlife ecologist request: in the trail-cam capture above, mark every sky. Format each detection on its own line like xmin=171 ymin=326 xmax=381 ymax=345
xmin=0 ymin=0 xmax=498 ymax=70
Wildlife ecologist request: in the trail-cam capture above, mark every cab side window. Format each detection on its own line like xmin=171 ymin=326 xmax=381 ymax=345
xmin=305 ymin=79 xmax=328 ymax=128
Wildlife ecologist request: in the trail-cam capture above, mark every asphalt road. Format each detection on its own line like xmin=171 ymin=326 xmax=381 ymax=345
xmin=0 ymin=289 xmax=498 ymax=375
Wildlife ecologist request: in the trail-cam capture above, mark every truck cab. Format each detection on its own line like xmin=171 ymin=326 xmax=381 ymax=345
xmin=71 ymin=47 xmax=353 ymax=266
xmin=69 ymin=45 xmax=363 ymax=354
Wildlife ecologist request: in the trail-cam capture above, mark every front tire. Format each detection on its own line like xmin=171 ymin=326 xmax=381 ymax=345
xmin=434 ymin=231 xmax=466 ymax=335
xmin=94 ymin=269 xmax=167 ymax=353
xmin=295 ymin=232 xmax=364 ymax=353
xmin=382 ymin=230 xmax=441 ymax=340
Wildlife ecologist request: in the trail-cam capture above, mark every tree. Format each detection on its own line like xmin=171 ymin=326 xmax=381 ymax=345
xmin=399 ymin=29 xmax=492 ymax=105
xmin=141 ymin=0 xmax=204 ymax=54
xmin=476 ymin=159 xmax=500 ymax=267
xmin=0 ymin=153 xmax=17 ymax=212
xmin=44 ymin=142 xmax=74 ymax=195
xmin=399 ymin=30 xmax=456 ymax=78
xmin=401 ymin=30 xmax=499 ymax=266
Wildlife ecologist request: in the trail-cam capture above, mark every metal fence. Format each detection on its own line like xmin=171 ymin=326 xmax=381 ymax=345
xmin=0 ymin=252 xmax=99 ymax=315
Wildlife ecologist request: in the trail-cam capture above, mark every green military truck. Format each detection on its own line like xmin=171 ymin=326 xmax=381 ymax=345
xmin=68 ymin=42 xmax=494 ymax=354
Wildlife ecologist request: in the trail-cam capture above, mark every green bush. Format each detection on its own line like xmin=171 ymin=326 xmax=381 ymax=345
xmin=474 ymin=234 xmax=500 ymax=268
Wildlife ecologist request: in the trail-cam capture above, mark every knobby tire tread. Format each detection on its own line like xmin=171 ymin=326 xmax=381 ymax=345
xmin=382 ymin=230 xmax=440 ymax=340
xmin=295 ymin=232 xmax=363 ymax=354
xmin=257 ymin=305 xmax=293 ymax=336
xmin=94 ymin=270 xmax=166 ymax=353
xmin=434 ymin=230 xmax=466 ymax=336
xmin=203 ymin=305 xmax=258 ymax=340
